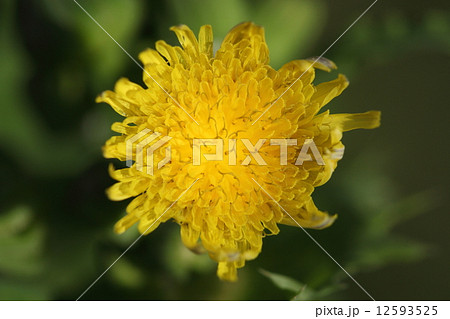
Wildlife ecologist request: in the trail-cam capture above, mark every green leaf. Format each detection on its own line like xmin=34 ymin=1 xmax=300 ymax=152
xmin=292 ymin=284 xmax=343 ymax=301
xmin=259 ymin=269 xmax=304 ymax=293
xmin=260 ymin=269 xmax=344 ymax=300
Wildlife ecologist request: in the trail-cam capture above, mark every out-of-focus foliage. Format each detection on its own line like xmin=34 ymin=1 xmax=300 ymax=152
xmin=0 ymin=0 xmax=449 ymax=300
xmin=261 ymin=154 xmax=434 ymax=300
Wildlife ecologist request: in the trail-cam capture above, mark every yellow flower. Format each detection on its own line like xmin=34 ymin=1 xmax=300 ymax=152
xmin=98 ymin=22 xmax=380 ymax=281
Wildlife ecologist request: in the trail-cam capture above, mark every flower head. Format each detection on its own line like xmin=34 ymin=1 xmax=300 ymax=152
xmin=98 ymin=22 xmax=380 ymax=281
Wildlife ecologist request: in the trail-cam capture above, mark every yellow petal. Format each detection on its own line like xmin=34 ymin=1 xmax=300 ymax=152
xmin=139 ymin=48 xmax=167 ymax=66
xmin=331 ymin=111 xmax=381 ymax=132
xmin=222 ymin=22 xmax=264 ymax=46
xmin=106 ymin=179 xmax=148 ymax=201
xmin=305 ymin=56 xmax=337 ymax=72
xmin=180 ymin=223 xmax=200 ymax=248
xmin=155 ymin=40 xmax=180 ymax=65
xmin=280 ymin=198 xmax=337 ymax=229
xmin=170 ymin=25 xmax=199 ymax=56
xmin=217 ymin=261 xmax=238 ymax=281
xmin=198 ymin=25 xmax=213 ymax=58
xmin=97 ymin=78 xmax=147 ymax=117
xmin=114 ymin=214 xmax=139 ymax=234
xmin=312 ymin=74 xmax=349 ymax=108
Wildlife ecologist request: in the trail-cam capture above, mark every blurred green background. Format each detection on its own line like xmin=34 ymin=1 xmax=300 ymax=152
xmin=1 ymin=0 xmax=449 ymax=300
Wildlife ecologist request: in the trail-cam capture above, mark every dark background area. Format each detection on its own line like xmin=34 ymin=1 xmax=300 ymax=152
xmin=0 ymin=0 xmax=449 ymax=300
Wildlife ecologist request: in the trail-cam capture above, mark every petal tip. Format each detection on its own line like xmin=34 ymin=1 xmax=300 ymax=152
xmin=307 ymin=56 xmax=337 ymax=72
